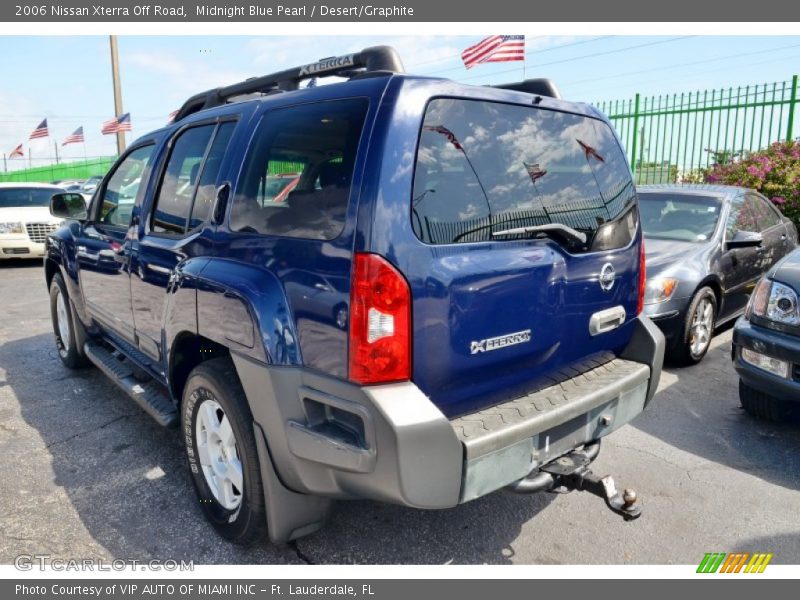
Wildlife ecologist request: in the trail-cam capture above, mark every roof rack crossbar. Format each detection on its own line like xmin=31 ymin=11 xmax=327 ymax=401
xmin=175 ymin=45 xmax=404 ymax=121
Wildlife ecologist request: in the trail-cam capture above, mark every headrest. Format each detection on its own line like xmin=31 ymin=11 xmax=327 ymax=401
xmin=318 ymin=161 xmax=347 ymax=189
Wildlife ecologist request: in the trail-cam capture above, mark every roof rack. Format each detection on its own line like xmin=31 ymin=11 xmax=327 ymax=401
xmin=174 ymin=45 xmax=405 ymax=121
xmin=492 ymin=78 xmax=562 ymax=99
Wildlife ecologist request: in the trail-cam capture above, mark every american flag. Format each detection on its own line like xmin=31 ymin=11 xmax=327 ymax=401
xmin=8 ymin=143 xmax=23 ymax=158
xmin=62 ymin=126 xmax=85 ymax=146
xmin=524 ymin=162 xmax=548 ymax=183
xmin=101 ymin=113 xmax=132 ymax=135
xmin=423 ymin=125 xmax=463 ymax=151
xmin=577 ymin=139 xmax=605 ymax=163
xmin=461 ymin=35 xmax=525 ymax=69
xmin=29 ymin=118 xmax=49 ymax=140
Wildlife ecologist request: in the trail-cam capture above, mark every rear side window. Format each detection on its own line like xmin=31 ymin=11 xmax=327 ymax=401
xmin=152 ymin=121 xmax=235 ymax=236
xmin=412 ymin=98 xmax=636 ymax=247
xmin=230 ymin=99 xmax=369 ymax=240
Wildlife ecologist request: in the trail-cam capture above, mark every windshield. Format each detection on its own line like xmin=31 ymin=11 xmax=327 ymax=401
xmin=639 ymin=192 xmax=722 ymax=242
xmin=412 ymin=98 xmax=636 ymax=247
xmin=0 ymin=187 xmax=58 ymax=209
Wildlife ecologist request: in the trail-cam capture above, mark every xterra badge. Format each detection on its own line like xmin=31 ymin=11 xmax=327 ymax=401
xmin=470 ymin=329 xmax=532 ymax=354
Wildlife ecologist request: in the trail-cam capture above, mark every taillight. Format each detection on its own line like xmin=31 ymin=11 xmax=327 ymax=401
xmin=348 ymin=253 xmax=411 ymax=384
xmin=637 ymin=239 xmax=646 ymax=315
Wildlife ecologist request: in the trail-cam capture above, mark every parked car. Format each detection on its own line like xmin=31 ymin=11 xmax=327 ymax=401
xmin=52 ymin=179 xmax=85 ymax=189
xmin=639 ymin=184 xmax=797 ymax=364
xmin=0 ymin=183 xmax=63 ymax=259
xmin=732 ymin=248 xmax=800 ymax=422
xmin=44 ymin=46 xmax=664 ymax=544
xmin=80 ymin=175 xmax=104 ymax=194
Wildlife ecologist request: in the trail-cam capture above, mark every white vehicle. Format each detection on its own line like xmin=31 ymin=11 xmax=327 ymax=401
xmin=0 ymin=183 xmax=63 ymax=259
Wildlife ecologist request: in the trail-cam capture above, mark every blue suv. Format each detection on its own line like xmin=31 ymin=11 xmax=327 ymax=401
xmin=45 ymin=46 xmax=664 ymax=544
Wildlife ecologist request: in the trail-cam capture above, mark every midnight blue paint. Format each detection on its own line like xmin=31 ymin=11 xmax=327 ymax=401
xmin=46 ymin=72 xmax=643 ymax=415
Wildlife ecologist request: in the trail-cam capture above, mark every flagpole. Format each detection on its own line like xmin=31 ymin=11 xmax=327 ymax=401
xmin=3 ymin=153 xmax=6 ymax=173
xmin=54 ymin=140 xmax=60 ymax=165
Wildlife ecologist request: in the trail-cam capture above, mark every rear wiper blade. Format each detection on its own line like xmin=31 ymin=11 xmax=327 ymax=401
xmin=491 ymin=223 xmax=587 ymax=245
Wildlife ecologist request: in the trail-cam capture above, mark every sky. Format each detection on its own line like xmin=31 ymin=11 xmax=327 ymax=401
xmin=1 ymin=34 xmax=800 ymax=170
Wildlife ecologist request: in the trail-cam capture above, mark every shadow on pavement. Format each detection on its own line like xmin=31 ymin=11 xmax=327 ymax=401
xmin=632 ymin=322 xmax=800 ymax=492
xmin=4 ymin=330 xmax=554 ymax=564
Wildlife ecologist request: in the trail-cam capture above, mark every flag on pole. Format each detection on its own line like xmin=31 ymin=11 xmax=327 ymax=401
xmin=101 ymin=113 xmax=132 ymax=135
xmin=116 ymin=113 xmax=132 ymax=132
xmin=9 ymin=143 xmax=23 ymax=158
xmin=29 ymin=119 xmax=49 ymax=140
xmin=461 ymin=35 xmax=525 ymax=69
xmin=62 ymin=126 xmax=85 ymax=146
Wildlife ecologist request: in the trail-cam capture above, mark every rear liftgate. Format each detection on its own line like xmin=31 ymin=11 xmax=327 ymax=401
xmin=506 ymin=440 xmax=641 ymax=521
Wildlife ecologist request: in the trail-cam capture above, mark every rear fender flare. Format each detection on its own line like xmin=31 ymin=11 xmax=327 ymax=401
xmin=195 ymin=258 xmax=302 ymax=366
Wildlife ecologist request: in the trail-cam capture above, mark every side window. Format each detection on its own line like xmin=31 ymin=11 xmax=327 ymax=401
xmin=151 ymin=124 xmax=215 ymax=235
xmin=751 ymin=194 xmax=781 ymax=231
xmin=97 ymin=145 xmax=154 ymax=227
xmin=230 ymin=99 xmax=369 ymax=240
xmin=188 ymin=121 xmax=236 ymax=230
xmin=726 ymin=196 xmax=760 ymax=237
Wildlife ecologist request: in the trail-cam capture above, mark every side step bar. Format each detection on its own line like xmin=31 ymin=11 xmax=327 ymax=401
xmin=84 ymin=341 xmax=178 ymax=428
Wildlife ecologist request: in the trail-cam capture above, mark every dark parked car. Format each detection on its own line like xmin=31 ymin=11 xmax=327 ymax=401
xmin=44 ymin=46 xmax=664 ymax=544
xmin=733 ymin=249 xmax=800 ymax=422
xmin=639 ymin=184 xmax=797 ymax=364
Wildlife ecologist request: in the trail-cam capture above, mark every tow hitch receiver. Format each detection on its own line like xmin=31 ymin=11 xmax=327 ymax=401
xmin=506 ymin=443 xmax=642 ymax=521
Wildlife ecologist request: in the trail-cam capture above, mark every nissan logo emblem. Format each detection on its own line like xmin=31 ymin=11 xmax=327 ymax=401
xmin=599 ymin=263 xmax=615 ymax=292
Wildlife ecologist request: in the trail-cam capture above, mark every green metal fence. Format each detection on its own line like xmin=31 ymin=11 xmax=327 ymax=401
xmin=595 ymin=75 xmax=799 ymax=184
xmin=0 ymin=157 xmax=115 ymax=184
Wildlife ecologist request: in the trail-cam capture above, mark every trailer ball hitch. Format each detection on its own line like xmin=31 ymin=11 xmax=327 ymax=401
xmin=506 ymin=442 xmax=642 ymax=521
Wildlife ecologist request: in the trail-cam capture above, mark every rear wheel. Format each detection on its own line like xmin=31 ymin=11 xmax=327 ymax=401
xmin=739 ymin=379 xmax=792 ymax=423
xmin=49 ymin=273 xmax=89 ymax=369
xmin=181 ymin=357 xmax=267 ymax=544
xmin=669 ymin=286 xmax=717 ymax=365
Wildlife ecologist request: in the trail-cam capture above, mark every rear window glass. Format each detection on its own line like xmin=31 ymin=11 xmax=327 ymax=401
xmin=412 ymin=98 xmax=635 ymax=246
xmin=639 ymin=192 xmax=722 ymax=242
xmin=230 ymin=99 xmax=368 ymax=240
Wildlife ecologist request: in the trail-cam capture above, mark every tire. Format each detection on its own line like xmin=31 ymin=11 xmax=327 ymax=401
xmin=181 ymin=357 xmax=267 ymax=544
xmin=669 ymin=286 xmax=717 ymax=365
xmin=49 ymin=273 xmax=89 ymax=369
xmin=739 ymin=379 xmax=792 ymax=423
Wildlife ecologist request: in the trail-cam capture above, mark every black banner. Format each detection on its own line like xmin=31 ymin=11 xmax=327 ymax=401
xmin=4 ymin=579 xmax=797 ymax=600
xmin=3 ymin=0 xmax=800 ymax=22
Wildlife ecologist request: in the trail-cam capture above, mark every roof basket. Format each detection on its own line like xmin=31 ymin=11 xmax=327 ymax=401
xmin=492 ymin=78 xmax=562 ymax=99
xmin=174 ymin=45 xmax=405 ymax=121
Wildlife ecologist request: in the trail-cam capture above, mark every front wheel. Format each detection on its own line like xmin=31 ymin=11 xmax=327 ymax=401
xmin=181 ymin=358 xmax=267 ymax=544
xmin=669 ymin=286 xmax=717 ymax=365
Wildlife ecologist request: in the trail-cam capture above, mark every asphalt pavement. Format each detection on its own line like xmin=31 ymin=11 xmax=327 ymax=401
xmin=1 ymin=259 xmax=799 ymax=565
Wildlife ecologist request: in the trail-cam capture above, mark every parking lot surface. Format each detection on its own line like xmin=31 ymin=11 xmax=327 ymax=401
xmin=1 ymin=259 xmax=800 ymax=565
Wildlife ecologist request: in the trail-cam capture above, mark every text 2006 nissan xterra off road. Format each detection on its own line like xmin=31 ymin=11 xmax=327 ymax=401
xmin=45 ymin=46 xmax=664 ymax=544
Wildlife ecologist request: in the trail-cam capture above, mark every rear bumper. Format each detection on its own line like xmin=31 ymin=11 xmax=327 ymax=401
xmin=232 ymin=315 xmax=664 ymax=535
xmin=732 ymin=317 xmax=800 ymax=403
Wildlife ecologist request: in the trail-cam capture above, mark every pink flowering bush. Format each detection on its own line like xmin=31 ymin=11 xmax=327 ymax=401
xmin=702 ymin=140 xmax=800 ymax=225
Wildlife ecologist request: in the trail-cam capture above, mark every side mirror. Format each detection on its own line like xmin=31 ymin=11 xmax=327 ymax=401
xmin=726 ymin=230 xmax=763 ymax=250
xmin=50 ymin=192 xmax=87 ymax=220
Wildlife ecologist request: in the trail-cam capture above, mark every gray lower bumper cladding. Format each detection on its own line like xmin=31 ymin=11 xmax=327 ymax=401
xmin=231 ymin=315 xmax=664 ymax=541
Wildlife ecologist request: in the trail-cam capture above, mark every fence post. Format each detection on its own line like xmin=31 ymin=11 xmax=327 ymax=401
xmin=787 ymin=74 xmax=798 ymax=142
xmin=630 ymin=93 xmax=641 ymax=176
